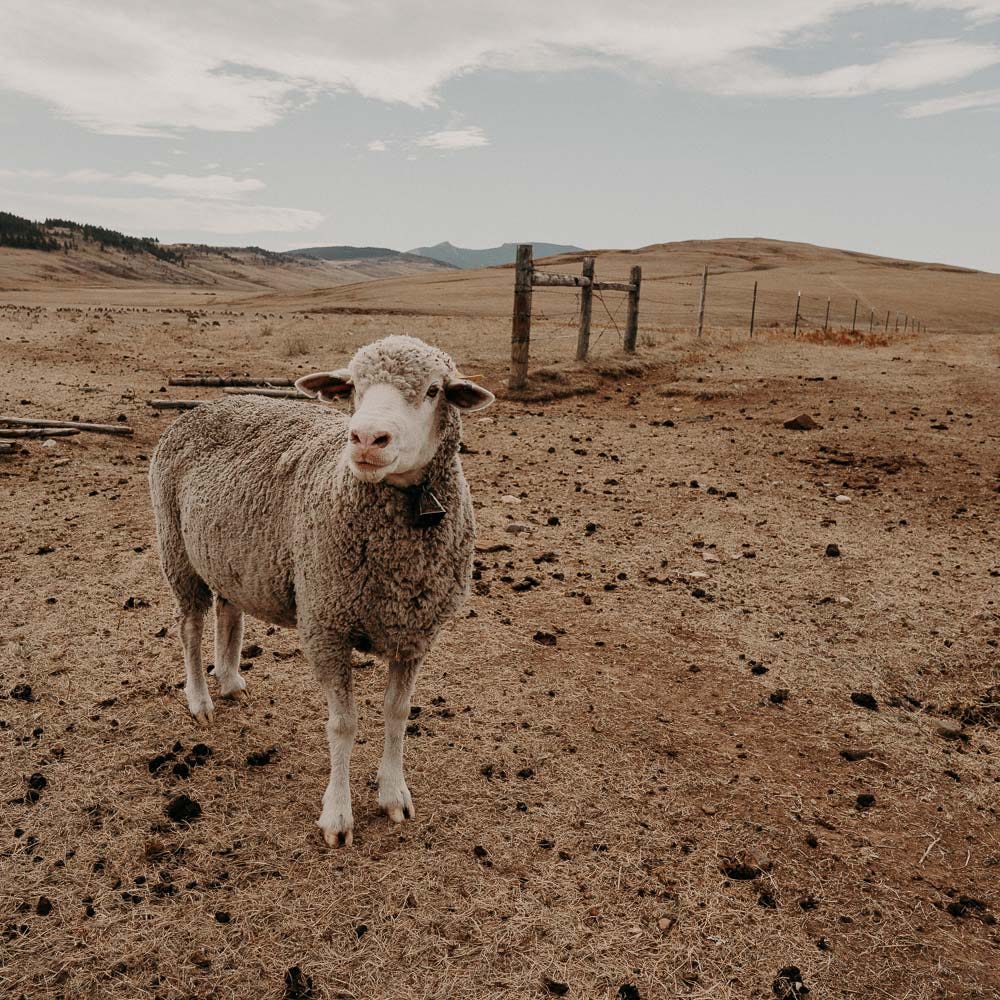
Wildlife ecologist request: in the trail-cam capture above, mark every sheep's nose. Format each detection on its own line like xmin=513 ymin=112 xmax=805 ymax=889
xmin=350 ymin=429 xmax=392 ymax=449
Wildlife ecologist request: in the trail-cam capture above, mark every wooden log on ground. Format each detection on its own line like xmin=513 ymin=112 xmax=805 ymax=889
xmin=147 ymin=400 xmax=206 ymax=410
xmin=222 ymin=387 xmax=308 ymax=398
xmin=169 ymin=376 xmax=295 ymax=387
xmin=532 ymin=271 xmax=591 ymax=288
xmin=0 ymin=416 xmax=133 ymax=436
xmin=0 ymin=427 xmax=81 ymax=438
xmin=0 ymin=440 xmax=17 ymax=454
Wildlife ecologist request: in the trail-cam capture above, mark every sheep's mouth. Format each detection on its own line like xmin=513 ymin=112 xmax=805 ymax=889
xmin=349 ymin=456 xmax=397 ymax=481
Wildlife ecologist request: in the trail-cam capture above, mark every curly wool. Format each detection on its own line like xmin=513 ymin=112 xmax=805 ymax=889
xmin=349 ymin=335 xmax=457 ymax=401
xmin=149 ymin=343 xmax=475 ymax=662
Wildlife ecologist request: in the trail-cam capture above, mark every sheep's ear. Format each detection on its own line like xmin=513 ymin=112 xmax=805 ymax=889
xmin=445 ymin=377 xmax=495 ymax=412
xmin=295 ymin=369 xmax=353 ymax=401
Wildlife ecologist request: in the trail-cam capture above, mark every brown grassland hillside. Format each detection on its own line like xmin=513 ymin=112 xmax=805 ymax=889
xmin=1 ymin=238 xmax=998 ymax=1000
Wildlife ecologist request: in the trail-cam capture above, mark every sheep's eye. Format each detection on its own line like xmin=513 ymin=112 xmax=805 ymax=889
xmin=426 ymin=384 xmax=440 ymax=399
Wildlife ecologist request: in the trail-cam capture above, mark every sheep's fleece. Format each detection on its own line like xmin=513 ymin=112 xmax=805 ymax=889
xmin=149 ymin=336 xmax=488 ymax=843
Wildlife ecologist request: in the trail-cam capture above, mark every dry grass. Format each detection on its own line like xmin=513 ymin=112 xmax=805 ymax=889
xmin=0 ymin=291 xmax=998 ymax=1000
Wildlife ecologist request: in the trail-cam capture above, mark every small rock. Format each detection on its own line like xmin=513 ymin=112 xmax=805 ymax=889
xmin=783 ymin=414 xmax=819 ymax=431
xmin=825 ymin=543 xmax=841 ymax=557
xmin=935 ymin=719 xmax=963 ymax=740
xmin=500 ymin=494 xmax=522 ymax=505
xmin=533 ymin=631 xmax=557 ymax=646
xmin=41 ymin=438 xmax=59 ymax=449
xmin=505 ymin=522 xmax=532 ymax=535
xmin=834 ymin=494 xmax=851 ymax=504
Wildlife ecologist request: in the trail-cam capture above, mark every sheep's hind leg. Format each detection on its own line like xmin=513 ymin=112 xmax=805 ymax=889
xmin=308 ymin=636 xmax=357 ymax=847
xmin=378 ymin=657 xmax=420 ymax=823
xmin=180 ymin=608 xmax=214 ymax=725
xmin=213 ymin=596 xmax=247 ymax=700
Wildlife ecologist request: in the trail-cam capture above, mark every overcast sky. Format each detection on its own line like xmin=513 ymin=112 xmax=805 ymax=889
xmin=1 ymin=1 xmax=998 ymax=270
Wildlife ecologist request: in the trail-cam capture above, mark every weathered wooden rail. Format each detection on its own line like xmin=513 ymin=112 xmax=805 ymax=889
xmin=509 ymin=244 xmax=642 ymax=390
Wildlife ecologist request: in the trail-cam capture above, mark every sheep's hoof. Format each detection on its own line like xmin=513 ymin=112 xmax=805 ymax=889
xmin=384 ymin=803 xmax=415 ymax=823
xmin=379 ymin=782 xmax=415 ymax=823
xmin=187 ymin=692 xmax=215 ymax=725
xmin=320 ymin=825 xmax=353 ymax=848
xmin=221 ymin=686 xmax=247 ymax=702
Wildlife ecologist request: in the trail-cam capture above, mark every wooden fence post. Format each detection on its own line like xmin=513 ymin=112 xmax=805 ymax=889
xmin=793 ymin=291 xmax=801 ymax=337
xmin=851 ymin=299 xmax=858 ymax=333
xmin=696 ymin=265 xmax=708 ymax=337
xmin=509 ymin=244 xmax=533 ymax=390
xmin=903 ymin=314 xmax=908 ymax=332
xmin=623 ymin=265 xmax=641 ymax=353
xmin=749 ymin=281 xmax=758 ymax=338
xmin=885 ymin=309 xmax=890 ymax=332
xmin=868 ymin=308 xmax=874 ymax=334
xmin=575 ymin=256 xmax=595 ymax=361
xmin=824 ymin=297 xmax=831 ymax=332
xmin=895 ymin=312 xmax=899 ymax=332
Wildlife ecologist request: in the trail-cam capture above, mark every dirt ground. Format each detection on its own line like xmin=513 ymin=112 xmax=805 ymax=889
xmin=1 ymin=299 xmax=998 ymax=1000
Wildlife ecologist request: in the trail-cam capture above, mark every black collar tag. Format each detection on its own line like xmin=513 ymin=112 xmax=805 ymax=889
xmin=413 ymin=486 xmax=446 ymax=528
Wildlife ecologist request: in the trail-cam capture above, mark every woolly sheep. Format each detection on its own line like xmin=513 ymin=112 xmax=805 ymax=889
xmin=149 ymin=336 xmax=494 ymax=846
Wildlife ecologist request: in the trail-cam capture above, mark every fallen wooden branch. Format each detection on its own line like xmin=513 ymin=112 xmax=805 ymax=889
xmin=0 ymin=427 xmax=81 ymax=438
xmin=222 ymin=387 xmax=307 ymax=399
xmin=169 ymin=376 xmax=295 ymax=387
xmin=147 ymin=400 xmax=205 ymax=410
xmin=0 ymin=440 xmax=17 ymax=454
xmin=0 ymin=416 xmax=133 ymax=436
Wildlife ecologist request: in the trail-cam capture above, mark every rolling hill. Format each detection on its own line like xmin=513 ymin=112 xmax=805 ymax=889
xmin=0 ymin=213 xmax=455 ymax=294
xmin=255 ymin=237 xmax=1000 ymax=337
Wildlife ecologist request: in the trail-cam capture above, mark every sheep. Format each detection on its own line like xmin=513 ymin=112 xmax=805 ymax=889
xmin=149 ymin=335 xmax=495 ymax=846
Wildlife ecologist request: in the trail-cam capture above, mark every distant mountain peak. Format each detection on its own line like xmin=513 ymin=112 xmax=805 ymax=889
xmin=407 ymin=241 xmax=584 ymax=269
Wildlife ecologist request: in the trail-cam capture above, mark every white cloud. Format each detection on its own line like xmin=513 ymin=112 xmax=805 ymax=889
xmin=2 ymin=168 xmax=266 ymax=200
xmin=415 ymin=126 xmax=489 ymax=150
xmin=0 ymin=2 xmax=998 ymax=133
xmin=903 ymin=86 xmax=1000 ymax=116
xmin=367 ymin=139 xmax=388 ymax=152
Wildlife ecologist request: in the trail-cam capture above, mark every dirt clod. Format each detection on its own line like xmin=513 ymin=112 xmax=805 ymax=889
xmin=165 ymin=794 xmax=202 ymax=825
xmin=773 ymin=966 xmax=809 ymax=999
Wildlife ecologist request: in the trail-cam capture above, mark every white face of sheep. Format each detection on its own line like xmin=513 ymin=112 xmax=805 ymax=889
xmin=294 ymin=367 xmax=494 ymax=485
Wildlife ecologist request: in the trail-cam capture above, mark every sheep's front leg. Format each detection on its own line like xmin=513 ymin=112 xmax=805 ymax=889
xmin=378 ymin=657 xmax=420 ymax=822
xmin=308 ymin=639 xmax=357 ymax=847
